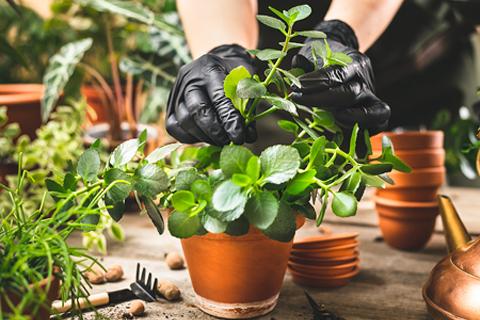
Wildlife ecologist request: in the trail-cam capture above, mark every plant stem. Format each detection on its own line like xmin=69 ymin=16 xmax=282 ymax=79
xmin=262 ymin=24 xmax=293 ymax=87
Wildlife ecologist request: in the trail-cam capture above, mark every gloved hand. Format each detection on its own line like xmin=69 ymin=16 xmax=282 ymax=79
xmin=291 ymin=20 xmax=391 ymax=135
xmin=166 ymin=44 xmax=257 ymax=146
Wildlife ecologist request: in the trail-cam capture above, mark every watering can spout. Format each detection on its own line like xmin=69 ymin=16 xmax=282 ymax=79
xmin=438 ymin=195 xmax=471 ymax=253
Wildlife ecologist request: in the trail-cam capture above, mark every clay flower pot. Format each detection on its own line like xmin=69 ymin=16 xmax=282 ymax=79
xmin=375 ymin=196 xmax=439 ymax=251
xmin=376 ymin=167 xmax=445 ymax=202
xmin=371 ymin=131 xmax=444 ymax=151
xmin=0 ymin=84 xmax=44 ymax=139
xmin=181 ymin=215 xmax=305 ymax=319
xmin=291 ymin=241 xmax=358 ymax=259
xmin=81 ymin=86 xmax=110 ymax=125
xmin=1 ymin=269 xmax=60 ymax=320
xmin=292 ymin=232 xmax=358 ymax=250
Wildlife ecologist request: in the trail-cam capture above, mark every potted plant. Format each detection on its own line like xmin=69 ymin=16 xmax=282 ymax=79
xmin=0 ymin=157 xmax=103 ymax=319
xmin=41 ymin=0 xmax=186 ymax=151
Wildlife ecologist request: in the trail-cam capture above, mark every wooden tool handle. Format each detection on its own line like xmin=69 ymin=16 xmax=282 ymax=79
xmin=52 ymin=292 xmax=110 ymax=313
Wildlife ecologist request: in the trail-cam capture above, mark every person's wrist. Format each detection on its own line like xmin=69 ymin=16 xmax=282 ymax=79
xmin=315 ymin=20 xmax=359 ymax=50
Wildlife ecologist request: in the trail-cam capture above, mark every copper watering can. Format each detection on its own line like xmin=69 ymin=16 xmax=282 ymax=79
xmin=422 ymin=130 xmax=480 ymax=319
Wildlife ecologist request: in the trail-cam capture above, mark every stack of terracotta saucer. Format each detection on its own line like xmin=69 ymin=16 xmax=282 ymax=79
xmin=288 ymin=232 xmax=360 ymax=288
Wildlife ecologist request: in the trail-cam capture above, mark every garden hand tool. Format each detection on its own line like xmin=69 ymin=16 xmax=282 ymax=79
xmin=166 ymin=44 xmax=257 ymax=146
xmin=290 ymin=19 xmax=390 ymax=135
xmin=52 ymin=263 xmax=158 ymax=314
xmin=304 ymin=291 xmax=345 ymax=320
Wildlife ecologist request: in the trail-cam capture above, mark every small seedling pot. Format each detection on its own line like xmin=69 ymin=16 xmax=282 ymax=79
xmin=289 ymin=266 xmax=360 ymax=288
xmin=0 ymin=83 xmax=44 ymax=139
xmin=371 ymin=149 xmax=445 ymax=169
xmin=375 ymin=196 xmax=439 ymax=251
xmin=181 ymin=215 xmax=305 ymax=319
xmin=0 ymin=268 xmax=60 ymax=320
xmin=371 ymin=131 xmax=444 ymax=151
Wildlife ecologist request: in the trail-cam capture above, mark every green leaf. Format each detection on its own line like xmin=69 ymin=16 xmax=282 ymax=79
xmin=254 ymin=49 xmax=286 ymax=61
xmin=212 ymin=180 xmax=248 ymax=221
xmin=191 ymin=180 xmax=212 ymax=201
xmin=168 ymin=211 xmax=201 ymax=238
xmin=279 ymin=42 xmax=305 ymax=50
xmin=309 ymin=136 xmax=327 ymax=167
xmin=224 ymin=66 xmax=251 ymax=110
xmin=63 ymin=173 xmax=77 ymax=191
xmin=277 ymin=68 xmax=301 ymax=88
xmin=46 ymin=179 xmax=65 ymax=196
xmin=364 ymin=129 xmax=373 ymax=157
xmin=201 ymin=210 xmax=228 ymax=233
xmin=263 ymin=96 xmax=298 ymax=116
xmin=175 ymin=168 xmax=201 ymax=190
xmin=262 ymin=201 xmax=296 ymax=242
xmin=245 ymin=191 xmax=279 ymax=230
xmin=134 ymin=164 xmax=169 ymax=197
xmin=245 ymin=156 xmax=261 ymax=182
xmin=236 ymin=78 xmax=267 ymax=99
xmin=232 ymin=174 xmax=252 ymax=187
xmin=285 ymin=170 xmax=316 ymax=195
xmin=287 ymin=5 xmax=312 ymax=22
xmin=142 ymin=197 xmax=165 ymax=235
xmin=110 ymin=138 xmax=140 ymax=167
xmin=342 ymin=172 xmax=362 ymax=194
xmin=328 ymin=52 xmax=353 ymax=67
xmin=332 ymin=192 xmax=357 ymax=217
xmin=361 ymin=163 xmax=394 ymax=175
xmin=297 ymin=30 xmax=326 ymax=38
xmin=171 ymin=190 xmax=196 ymax=212
xmin=104 ymin=168 xmax=132 ymax=202
xmin=219 ymin=145 xmax=254 ymax=178
xmin=256 ymin=15 xmax=286 ymax=32
xmin=42 ymin=38 xmax=92 ymax=122
xmin=349 ymin=124 xmax=359 ymax=156
xmin=105 ymin=196 xmax=125 ymax=222
xmin=225 ymin=216 xmax=250 ymax=236
xmin=313 ymin=109 xmax=335 ymax=127
xmin=260 ymin=145 xmax=301 ymax=184
xmin=77 ymin=149 xmax=100 ymax=183
xmin=362 ymin=174 xmax=386 ymax=188
xmin=295 ymin=118 xmax=319 ymax=139
xmin=293 ymin=203 xmax=316 ymax=220
xmin=109 ymin=222 xmax=125 ymax=241
xmin=379 ymin=173 xmax=395 ymax=185
xmin=278 ymin=120 xmax=299 ymax=135
xmin=380 ymin=136 xmax=412 ymax=173
xmin=145 ymin=143 xmax=181 ymax=163
xmin=316 ymin=193 xmax=329 ymax=226
xmin=268 ymin=6 xmax=289 ymax=23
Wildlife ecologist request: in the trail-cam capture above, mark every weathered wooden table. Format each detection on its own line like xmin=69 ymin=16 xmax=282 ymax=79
xmin=74 ymin=187 xmax=479 ymax=320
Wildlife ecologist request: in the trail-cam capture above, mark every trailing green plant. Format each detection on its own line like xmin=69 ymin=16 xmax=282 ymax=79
xmin=60 ymin=5 xmax=410 ymax=243
xmin=0 ymin=156 xmax=102 ymax=319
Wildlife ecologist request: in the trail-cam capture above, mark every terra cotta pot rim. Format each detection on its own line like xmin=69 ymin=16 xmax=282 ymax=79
xmin=289 ymin=265 xmax=360 ymax=280
xmin=293 ymin=232 xmax=358 ymax=247
xmin=0 ymin=92 xmax=42 ymax=105
xmin=0 ymin=83 xmax=44 ymax=93
xmin=291 ymin=240 xmax=358 ymax=254
xmin=288 ymin=258 xmax=359 ymax=271
xmin=374 ymin=196 xmax=438 ymax=208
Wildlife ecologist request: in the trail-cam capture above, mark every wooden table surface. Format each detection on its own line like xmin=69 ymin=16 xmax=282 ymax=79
xmin=74 ymin=187 xmax=479 ymax=320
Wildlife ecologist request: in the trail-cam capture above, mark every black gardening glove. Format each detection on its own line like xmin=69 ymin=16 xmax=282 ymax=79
xmin=291 ymin=20 xmax=391 ymax=135
xmin=166 ymin=44 xmax=257 ymax=146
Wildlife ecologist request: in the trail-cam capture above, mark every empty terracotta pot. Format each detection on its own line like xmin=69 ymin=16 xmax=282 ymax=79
xmin=0 ymin=84 xmax=43 ymax=139
xmin=371 ymin=149 xmax=445 ymax=169
xmin=387 ymin=167 xmax=445 ymax=188
xmin=181 ymin=215 xmax=305 ymax=319
xmin=289 ymin=266 xmax=360 ymax=288
xmin=376 ymin=186 xmax=440 ymax=202
xmin=371 ymin=131 xmax=444 ymax=151
xmin=375 ymin=196 xmax=439 ymax=251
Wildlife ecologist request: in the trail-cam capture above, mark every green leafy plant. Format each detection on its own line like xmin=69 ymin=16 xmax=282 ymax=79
xmin=0 ymin=156 xmax=101 ymax=319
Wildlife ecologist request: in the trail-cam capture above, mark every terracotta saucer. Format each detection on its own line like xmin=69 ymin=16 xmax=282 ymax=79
xmin=289 ymin=252 xmax=358 ymax=266
xmin=293 ymin=232 xmax=359 ymax=250
xmin=290 ymin=266 xmax=360 ymax=288
xmin=291 ymin=241 xmax=358 ymax=259
xmin=288 ymin=258 xmax=359 ymax=277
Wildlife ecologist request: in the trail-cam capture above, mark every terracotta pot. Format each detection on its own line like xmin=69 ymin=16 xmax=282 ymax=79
xmin=387 ymin=166 xmax=445 ymax=188
xmin=0 ymin=84 xmax=43 ymax=139
xmin=288 ymin=259 xmax=359 ymax=277
xmin=375 ymin=196 xmax=439 ymax=251
xmin=371 ymin=149 xmax=445 ymax=169
xmin=82 ymin=85 xmax=110 ymax=125
xmin=181 ymin=215 xmax=305 ymax=319
xmin=292 ymin=232 xmax=358 ymax=250
xmin=371 ymin=131 xmax=444 ymax=151
xmin=1 ymin=269 xmax=60 ymax=320
xmin=289 ymin=266 xmax=360 ymax=288
xmin=83 ymin=122 xmax=159 ymax=155
xmin=289 ymin=254 xmax=358 ymax=266
xmin=291 ymin=242 xmax=358 ymax=259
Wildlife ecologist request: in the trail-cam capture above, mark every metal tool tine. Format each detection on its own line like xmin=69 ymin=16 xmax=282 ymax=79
xmin=140 ymin=266 xmax=146 ymax=284
xmin=153 ymin=278 xmax=158 ymax=293
xmin=136 ymin=263 xmax=140 ymax=282
xmin=146 ymin=272 xmax=152 ymax=289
